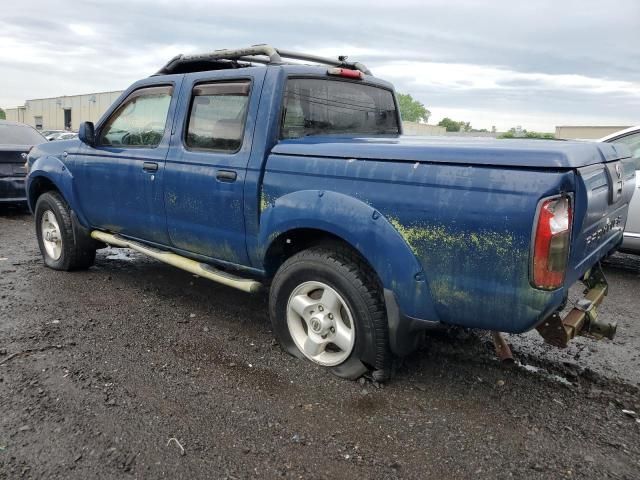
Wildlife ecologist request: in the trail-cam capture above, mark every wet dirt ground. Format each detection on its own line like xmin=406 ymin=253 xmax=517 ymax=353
xmin=1 ymin=210 xmax=639 ymax=479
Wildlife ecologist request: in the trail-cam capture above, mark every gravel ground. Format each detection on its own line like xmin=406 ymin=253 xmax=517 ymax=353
xmin=1 ymin=209 xmax=639 ymax=479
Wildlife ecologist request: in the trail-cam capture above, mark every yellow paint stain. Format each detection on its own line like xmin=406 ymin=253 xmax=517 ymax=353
xmin=387 ymin=216 xmax=516 ymax=259
xmin=260 ymin=190 xmax=277 ymax=213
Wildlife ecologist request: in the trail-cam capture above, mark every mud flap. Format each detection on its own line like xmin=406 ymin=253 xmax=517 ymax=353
xmin=384 ymin=289 xmax=439 ymax=357
xmin=71 ymin=210 xmax=105 ymax=251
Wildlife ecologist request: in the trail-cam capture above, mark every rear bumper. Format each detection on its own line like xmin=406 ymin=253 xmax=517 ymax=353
xmin=619 ymin=232 xmax=640 ymax=254
xmin=0 ymin=176 xmax=27 ymax=203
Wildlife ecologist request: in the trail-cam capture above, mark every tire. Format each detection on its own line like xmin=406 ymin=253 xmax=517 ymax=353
xmin=269 ymin=244 xmax=390 ymax=380
xmin=35 ymin=191 xmax=96 ymax=271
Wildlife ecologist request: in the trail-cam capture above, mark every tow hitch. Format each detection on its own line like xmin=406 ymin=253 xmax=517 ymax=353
xmin=536 ymin=264 xmax=617 ymax=348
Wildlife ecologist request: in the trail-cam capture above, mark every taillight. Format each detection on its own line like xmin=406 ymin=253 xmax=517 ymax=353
xmin=532 ymin=195 xmax=572 ymax=290
xmin=327 ymin=67 xmax=364 ymax=80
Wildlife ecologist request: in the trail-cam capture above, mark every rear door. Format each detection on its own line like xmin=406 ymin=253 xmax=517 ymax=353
xmin=164 ymin=68 xmax=266 ymax=265
xmin=73 ymin=79 xmax=182 ymax=244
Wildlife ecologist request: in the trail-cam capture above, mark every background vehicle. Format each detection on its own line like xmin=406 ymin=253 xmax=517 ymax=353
xmin=599 ymin=126 xmax=640 ymax=253
xmin=45 ymin=131 xmax=78 ymax=141
xmin=25 ymin=46 xmax=636 ymax=379
xmin=41 ymin=130 xmax=60 ymax=137
xmin=0 ymin=120 xmax=45 ymax=206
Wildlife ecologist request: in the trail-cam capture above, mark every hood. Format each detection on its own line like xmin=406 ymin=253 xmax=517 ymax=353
xmin=272 ymin=135 xmax=631 ymax=169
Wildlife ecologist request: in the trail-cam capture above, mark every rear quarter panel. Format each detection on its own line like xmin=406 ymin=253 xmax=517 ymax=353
xmin=256 ymin=154 xmax=574 ymax=332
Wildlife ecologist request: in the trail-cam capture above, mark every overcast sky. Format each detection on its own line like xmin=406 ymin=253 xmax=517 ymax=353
xmin=1 ymin=0 xmax=639 ymax=131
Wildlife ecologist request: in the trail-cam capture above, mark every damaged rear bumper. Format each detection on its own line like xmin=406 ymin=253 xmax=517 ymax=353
xmin=536 ymin=264 xmax=616 ymax=348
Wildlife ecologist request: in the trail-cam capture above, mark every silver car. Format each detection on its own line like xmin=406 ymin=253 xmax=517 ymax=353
xmin=600 ymin=126 xmax=640 ymax=253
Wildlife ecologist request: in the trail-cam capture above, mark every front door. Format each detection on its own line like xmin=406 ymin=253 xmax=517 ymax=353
xmin=164 ymin=69 xmax=266 ymax=265
xmin=73 ymin=80 xmax=181 ymax=245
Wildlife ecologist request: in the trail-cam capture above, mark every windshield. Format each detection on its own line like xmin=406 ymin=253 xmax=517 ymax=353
xmin=281 ymin=78 xmax=400 ymax=139
xmin=0 ymin=123 xmax=46 ymax=145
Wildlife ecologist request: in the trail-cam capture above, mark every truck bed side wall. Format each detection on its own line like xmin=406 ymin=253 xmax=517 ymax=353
xmin=257 ymin=154 xmax=574 ymax=333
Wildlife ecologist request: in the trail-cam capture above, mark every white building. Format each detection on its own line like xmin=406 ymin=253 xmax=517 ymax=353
xmin=555 ymin=125 xmax=631 ymax=140
xmin=4 ymin=91 xmax=443 ymax=136
xmin=4 ymin=91 xmax=124 ymax=131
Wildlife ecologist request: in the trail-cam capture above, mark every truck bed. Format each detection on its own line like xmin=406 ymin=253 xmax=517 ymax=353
xmin=262 ymin=136 xmax=635 ymax=333
xmin=272 ymin=136 xmax=626 ymax=168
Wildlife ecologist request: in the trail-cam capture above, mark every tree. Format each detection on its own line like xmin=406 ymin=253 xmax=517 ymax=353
xmin=397 ymin=93 xmax=430 ymax=123
xmin=0 ymin=108 xmax=5 ymax=120
xmin=437 ymin=117 xmax=472 ymax=132
xmin=499 ymin=127 xmax=555 ymax=140
xmin=437 ymin=117 xmax=460 ymax=132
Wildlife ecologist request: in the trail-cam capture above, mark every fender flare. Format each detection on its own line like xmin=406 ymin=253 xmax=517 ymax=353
xmin=27 ymin=155 xmax=89 ymax=226
xmin=257 ymin=190 xmax=440 ymax=328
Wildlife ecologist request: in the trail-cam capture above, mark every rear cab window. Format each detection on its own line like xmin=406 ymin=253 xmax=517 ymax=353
xmin=281 ymin=78 xmax=400 ymax=139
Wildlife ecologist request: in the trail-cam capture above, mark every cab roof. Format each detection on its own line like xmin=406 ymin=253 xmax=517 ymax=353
xmin=153 ymin=44 xmax=372 ymax=77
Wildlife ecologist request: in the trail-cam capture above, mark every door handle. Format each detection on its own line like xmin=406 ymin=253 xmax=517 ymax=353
xmin=143 ymin=162 xmax=158 ymax=172
xmin=216 ymin=170 xmax=237 ymax=182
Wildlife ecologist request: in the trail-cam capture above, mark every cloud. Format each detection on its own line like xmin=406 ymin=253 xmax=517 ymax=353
xmin=68 ymin=24 xmax=97 ymax=37
xmin=1 ymin=0 xmax=639 ymax=130
xmin=375 ymin=61 xmax=640 ymax=96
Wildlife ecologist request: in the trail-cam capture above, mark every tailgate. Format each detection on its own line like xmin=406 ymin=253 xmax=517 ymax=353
xmin=567 ymin=155 xmax=636 ymax=282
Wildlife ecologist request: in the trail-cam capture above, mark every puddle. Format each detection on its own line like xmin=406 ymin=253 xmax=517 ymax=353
xmin=104 ymin=248 xmax=137 ymax=261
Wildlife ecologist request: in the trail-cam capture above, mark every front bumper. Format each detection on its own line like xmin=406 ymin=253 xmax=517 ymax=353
xmin=0 ymin=176 xmax=27 ymax=203
xmin=536 ymin=264 xmax=616 ymax=348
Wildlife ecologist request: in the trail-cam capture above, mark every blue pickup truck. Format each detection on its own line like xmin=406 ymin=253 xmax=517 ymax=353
xmin=25 ymin=46 xmax=636 ymax=380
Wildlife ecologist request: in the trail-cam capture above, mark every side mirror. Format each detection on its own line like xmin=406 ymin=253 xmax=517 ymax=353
xmin=78 ymin=121 xmax=95 ymax=147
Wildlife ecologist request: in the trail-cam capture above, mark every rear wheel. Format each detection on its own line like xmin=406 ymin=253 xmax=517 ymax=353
xmin=35 ymin=191 xmax=96 ymax=270
xmin=269 ymin=245 xmax=390 ymax=380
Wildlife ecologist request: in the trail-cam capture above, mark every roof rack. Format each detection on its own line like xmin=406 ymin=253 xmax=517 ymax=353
xmin=154 ymin=44 xmax=372 ymax=76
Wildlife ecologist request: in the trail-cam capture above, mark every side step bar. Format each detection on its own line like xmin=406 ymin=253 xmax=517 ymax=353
xmin=90 ymin=231 xmax=262 ymax=294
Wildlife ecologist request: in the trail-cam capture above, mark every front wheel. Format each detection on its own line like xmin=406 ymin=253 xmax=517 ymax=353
xmin=269 ymin=245 xmax=390 ymax=380
xmin=35 ymin=191 xmax=96 ymax=271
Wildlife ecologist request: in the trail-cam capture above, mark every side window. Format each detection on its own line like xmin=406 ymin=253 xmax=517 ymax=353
xmin=614 ymin=132 xmax=640 ymax=170
xmin=185 ymin=81 xmax=250 ymax=152
xmin=98 ymin=86 xmax=173 ymax=147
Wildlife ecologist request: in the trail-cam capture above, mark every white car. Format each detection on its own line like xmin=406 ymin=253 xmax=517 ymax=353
xmin=46 ymin=131 xmax=78 ymax=141
xmin=599 ymin=126 xmax=640 ymax=253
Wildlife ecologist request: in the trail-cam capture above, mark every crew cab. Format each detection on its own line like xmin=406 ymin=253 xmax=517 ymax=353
xmin=25 ymin=46 xmax=636 ymax=380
